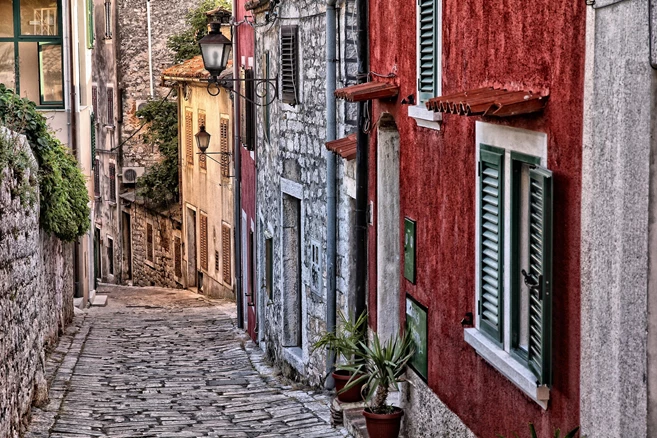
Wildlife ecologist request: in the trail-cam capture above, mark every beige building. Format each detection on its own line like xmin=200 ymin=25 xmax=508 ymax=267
xmin=162 ymin=56 xmax=235 ymax=300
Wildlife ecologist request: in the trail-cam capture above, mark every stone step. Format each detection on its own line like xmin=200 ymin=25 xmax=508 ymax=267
xmin=91 ymin=294 xmax=108 ymax=307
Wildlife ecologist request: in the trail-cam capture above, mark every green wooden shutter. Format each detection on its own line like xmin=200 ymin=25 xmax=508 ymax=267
xmin=479 ymin=148 xmax=504 ymax=344
xmin=86 ymin=0 xmax=94 ymax=49
xmin=418 ymin=0 xmax=437 ymax=103
xmin=526 ymin=166 xmax=553 ymax=386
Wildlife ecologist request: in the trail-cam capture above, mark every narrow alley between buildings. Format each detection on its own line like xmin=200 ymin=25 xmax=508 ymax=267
xmin=23 ymin=285 xmax=349 ymax=438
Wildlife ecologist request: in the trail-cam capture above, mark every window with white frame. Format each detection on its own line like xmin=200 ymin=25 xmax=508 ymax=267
xmin=0 ymin=0 xmax=64 ymax=107
xmin=465 ymin=122 xmax=553 ymax=408
xmin=410 ymin=0 xmax=442 ymax=128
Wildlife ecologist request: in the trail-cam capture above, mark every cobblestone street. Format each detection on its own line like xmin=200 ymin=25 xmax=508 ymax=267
xmin=24 ymin=285 xmax=348 ymax=438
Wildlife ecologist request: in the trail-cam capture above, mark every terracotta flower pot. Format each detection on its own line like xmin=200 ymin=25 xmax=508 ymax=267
xmin=332 ymin=370 xmax=364 ymax=403
xmin=362 ymin=407 xmax=404 ymax=438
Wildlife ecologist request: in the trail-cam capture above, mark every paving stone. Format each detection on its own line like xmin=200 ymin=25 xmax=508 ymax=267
xmin=24 ymin=285 xmax=349 ymax=437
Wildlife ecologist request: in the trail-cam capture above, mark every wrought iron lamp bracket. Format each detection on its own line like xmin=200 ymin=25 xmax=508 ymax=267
xmin=203 ymin=75 xmax=279 ymax=107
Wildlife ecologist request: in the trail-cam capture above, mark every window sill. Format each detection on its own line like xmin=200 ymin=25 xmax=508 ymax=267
xmin=464 ymin=328 xmax=549 ymax=409
xmin=282 ymin=347 xmax=305 ymax=374
xmin=408 ymin=105 xmax=442 ymax=131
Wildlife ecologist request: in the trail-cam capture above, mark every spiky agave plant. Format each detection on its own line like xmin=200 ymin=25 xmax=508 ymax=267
xmin=311 ymin=311 xmax=367 ymax=364
xmin=498 ymin=423 xmax=582 ymax=438
xmin=339 ymin=330 xmax=415 ymax=414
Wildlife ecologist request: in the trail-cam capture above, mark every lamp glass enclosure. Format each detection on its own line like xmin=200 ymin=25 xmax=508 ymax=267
xmin=198 ymin=28 xmax=232 ymax=77
xmin=195 ymin=126 xmax=211 ymax=153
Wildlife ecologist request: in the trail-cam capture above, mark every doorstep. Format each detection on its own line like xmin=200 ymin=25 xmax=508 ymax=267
xmin=332 ymin=390 xmax=403 ymax=438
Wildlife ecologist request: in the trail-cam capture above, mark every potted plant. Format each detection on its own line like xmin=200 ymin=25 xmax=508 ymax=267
xmin=340 ymin=330 xmax=415 ymax=438
xmin=312 ymin=311 xmax=367 ymax=402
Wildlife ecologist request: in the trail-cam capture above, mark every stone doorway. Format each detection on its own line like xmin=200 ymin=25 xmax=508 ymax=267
xmin=282 ymin=193 xmax=302 ymax=348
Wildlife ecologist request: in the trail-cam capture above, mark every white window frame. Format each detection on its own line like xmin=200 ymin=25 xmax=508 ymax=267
xmin=465 ymin=121 xmax=549 ymax=409
xmin=410 ymin=0 xmax=442 ymax=130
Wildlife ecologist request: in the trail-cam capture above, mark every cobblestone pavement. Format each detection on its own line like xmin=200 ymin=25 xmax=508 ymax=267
xmin=24 ymin=285 xmax=348 ymax=438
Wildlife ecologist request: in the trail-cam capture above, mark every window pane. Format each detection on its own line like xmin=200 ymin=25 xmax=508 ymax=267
xmin=18 ymin=42 xmax=39 ymax=103
xmin=21 ymin=0 xmax=58 ymax=35
xmin=0 ymin=42 xmax=15 ymax=90
xmin=0 ymin=0 xmax=14 ymax=36
xmin=39 ymin=43 xmax=63 ymax=103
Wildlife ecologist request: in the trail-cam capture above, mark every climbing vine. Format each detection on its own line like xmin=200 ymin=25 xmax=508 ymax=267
xmin=167 ymin=0 xmax=232 ymax=64
xmin=135 ymin=99 xmax=179 ymax=209
xmin=0 ymin=85 xmax=90 ymax=242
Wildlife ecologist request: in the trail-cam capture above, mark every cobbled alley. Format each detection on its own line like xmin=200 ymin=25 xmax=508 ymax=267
xmin=23 ymin=285 xmax=349 ymax=438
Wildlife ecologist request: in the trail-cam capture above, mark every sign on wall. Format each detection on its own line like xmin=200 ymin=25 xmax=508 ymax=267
xmin=406 ymin=294 xmax=428 ymax=380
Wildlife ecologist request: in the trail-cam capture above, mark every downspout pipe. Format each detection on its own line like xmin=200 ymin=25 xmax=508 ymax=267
xmin=232 ymin=5 xmax=244 ymax=329
xmin=146 ymin=0 xmax=154 ymax=96
xmin=325 ymin=0 xmax=337 ymax=390
xmin=354 ymin=0 xmax=369 ymax=325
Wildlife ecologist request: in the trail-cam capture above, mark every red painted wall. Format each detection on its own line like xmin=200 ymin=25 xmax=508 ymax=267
xmin=235 ymin=0 xmax=256 ymax=339
xmin=367 ymin=0 xmax=585 ymax=436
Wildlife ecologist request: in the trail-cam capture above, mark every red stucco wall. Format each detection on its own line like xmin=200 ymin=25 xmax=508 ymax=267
xmin=367 ymin=0 xmax=585 ymax=436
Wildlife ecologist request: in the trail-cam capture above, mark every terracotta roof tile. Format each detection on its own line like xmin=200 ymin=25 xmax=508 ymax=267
xmin=326 ymin=134 xmax=357 ymax=161
xmin=426 ymin=87 xmax=548 ymax=117
xmin=334 ymin=81 xmax=399 ymax=102
xmin=162 ymin=56 xmax=233 ymax=82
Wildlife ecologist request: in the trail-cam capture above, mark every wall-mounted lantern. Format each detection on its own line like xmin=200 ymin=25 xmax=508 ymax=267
xmin=198 ymin=21 xmax=278 ymax=106
xmin=195 ymin=126 xmax=233 ymax=167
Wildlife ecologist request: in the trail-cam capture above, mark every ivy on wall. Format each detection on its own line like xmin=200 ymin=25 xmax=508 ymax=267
xmin=167 ymin=0 xmax=232 ymax=64
xmin=0 ymin=85 xmax=90 ymax=242
xmin=135 ymin=99 xmax=179 ymax=209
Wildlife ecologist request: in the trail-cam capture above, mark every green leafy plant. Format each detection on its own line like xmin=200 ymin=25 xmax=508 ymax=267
xmin=499 ymin=423 xmax=582 ymax=438
xmin=340 ymin=330 xmax=415 ymax=414
xmin=167 ymin=0 xmax=231 ymax=64
xmin=0 ymin=84 xmax=90 ymax=241
xmin=135 ymin=99 xmax=179 ymax=209
xmin=312 ymin=311 xmax=367 ymax=364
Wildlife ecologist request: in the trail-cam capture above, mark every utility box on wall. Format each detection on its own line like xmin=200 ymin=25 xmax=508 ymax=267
xmin=404 ymin=218 xmax=416 ymax=284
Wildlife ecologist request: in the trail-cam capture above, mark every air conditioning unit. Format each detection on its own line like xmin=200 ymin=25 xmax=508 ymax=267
xmin=121 ymin=166 xmax=145 ymax=184
xmin=135 ymin=100 xmax=148 ymax=118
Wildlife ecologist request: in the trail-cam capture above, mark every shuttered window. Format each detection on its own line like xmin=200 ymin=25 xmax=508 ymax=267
xmin=86 ymin=0 xmax=94 ymax=48
xmin=281 ymin=26 xmax=298 ymax=105
xmin=185 ymin=109 xmax=193 ymax=166
xmin=109 ymin=163 xmax=116 ymax=202
xmin=200 ymin=213 xmax=208 ymax=271
xmin=478 ymin=147 xmax=504 ymax=344
xmin=220 ymin=118 xmax=230 ymax=177
xmin=476 ymin=143 xmax=554 ymax=389
xmin=107 ymin=88 xmax=113 ymax=125
xmin=526 ymin=167 xmax=553 ymax=385
xmin=266 ymin=237 xmax=273 ymax=299
xmin=94 ymin=159 xmax=100 ymax=196
xmin=146 ymin=223 xmax=154 ymax=263
xmin=174 ymin=236 xmax=182 ymax=277
xmin=417 ymin=0 xmax=440 ymax=103
xmin=198 ymin=111 xmax=207 ymax=170
xmin=240 ymin=69 xmax=255 ymax=151
xmin=263 ymin=51 xmax=271 ymax=141
xmin=92 ymin=85 xmax=98 ymax=115
xmin=222 ymin=223 xmax=232 ymax=286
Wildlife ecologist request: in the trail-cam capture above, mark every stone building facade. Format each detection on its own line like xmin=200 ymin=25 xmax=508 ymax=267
xmin=92 ymin=0 xmax=205 ymax=288
xmin=249 ymin=0 xmax=358 ymax=385
xmin=0 ymin=130 xmax=74 ymax=438
xmin=162 ymin=57 xmax=236 ymax=300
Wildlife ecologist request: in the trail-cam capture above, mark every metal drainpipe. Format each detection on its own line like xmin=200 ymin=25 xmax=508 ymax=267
xmin=146 ymin=0 xmax=154 ymax=96
xmin=232 ymin=6 xmax=244 ymax=329
xmin=354 ymin=0 xmax=369 ymax=326
xmin=68 ymin=0 xmax=84 ymax=303
xmin=325 ymin=0 xmax=338 ymax=390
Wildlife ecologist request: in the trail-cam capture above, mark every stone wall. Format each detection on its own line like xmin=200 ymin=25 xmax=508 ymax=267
xmin=254 ymin=0 xmax=359 ymax=386
xmin=0 ymin=130 xmax=74 ymax=438
xmin=130 ymin=201 xmax=183 ymax=290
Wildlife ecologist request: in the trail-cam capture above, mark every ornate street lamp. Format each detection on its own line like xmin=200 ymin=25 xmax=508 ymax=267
xmin=195 ymin=125 xmax=211 ymax=153
xmin=198 ymin=21 xmax=278 ymax=105
xmin=198 ymin=22 xmax=232 ymax=78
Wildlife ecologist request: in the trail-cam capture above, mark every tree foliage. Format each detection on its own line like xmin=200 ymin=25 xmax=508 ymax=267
xmin=135 ymin=99 xmax=179 ymax=209
xmin=167 ymin=0 xmax=232 ymax=64
xmin=0 ymin=85 xmax=90 ymax=242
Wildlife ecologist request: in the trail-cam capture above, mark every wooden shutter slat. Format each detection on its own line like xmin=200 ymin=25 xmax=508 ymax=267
xmin=281 ymin=26 xmax=298 ymax=105
xmin=222 ymin=223 xmax=231 ymax=286
xmin=478 ymin=148 xmax=504 ymax=344
xmin=174 ymin=236 xmax=182 ymax=277
xmin=220 ymin=118 xmax=230 ymax=177
xmin=418 ymin=0 xmax=436 ymax=102
xmin=185 ymin=110 xmax=193 ymax=166
xmin=527 ymin=166 xmax=553 ymax=386
xmin=200 ymin=213 xmax=208 ymax=271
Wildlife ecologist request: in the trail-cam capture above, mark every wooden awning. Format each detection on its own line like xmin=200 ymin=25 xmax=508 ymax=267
xmin=335 ymin=82 xmax=399 ymax=102
xmin=426 ymin=87 xmax=548 ymax=117
xmin=326 ymin=134 xmax=357 ymax=160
